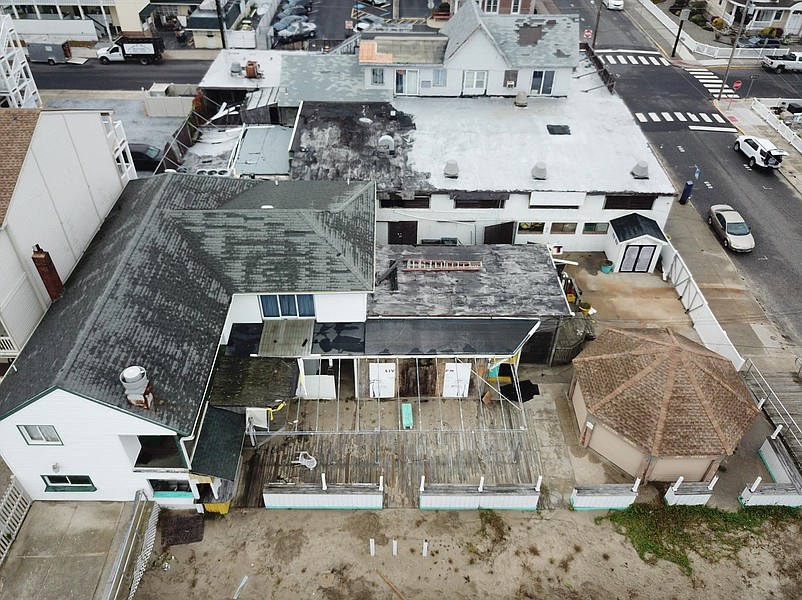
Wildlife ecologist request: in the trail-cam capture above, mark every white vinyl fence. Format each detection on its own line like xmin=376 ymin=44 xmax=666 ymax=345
xmin=419 ymin=478 xmax=541 ymax=511
xmin=144 ymin=83 xmax=196 ymax=118
xmin=0 ymin=477 xmax=31 ymax=566
xmin=570 ymin=481 xmax=640 ymax=511
xmin=263 ymin=477 xmax=383 ymax=509
xmin=751 ymin=99 xmax=802 ymax=154
xmin=663 ymin=476 xmax=717 ymax=506
xmin=659 ymin=243 xmax=745 ymax=370
xmin=739 ymin=478 xmax=802 ymax=507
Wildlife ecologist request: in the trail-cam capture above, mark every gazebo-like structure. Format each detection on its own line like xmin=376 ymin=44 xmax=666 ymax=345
xmin=569 ymin=327 xmax=760 ymax=482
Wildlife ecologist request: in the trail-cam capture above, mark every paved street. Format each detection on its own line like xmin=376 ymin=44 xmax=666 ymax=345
xmin=29 ymin=59 xmax=211 ymax=90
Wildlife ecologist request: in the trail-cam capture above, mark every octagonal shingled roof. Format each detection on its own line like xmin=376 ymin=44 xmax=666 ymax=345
xmin=572 ymin=328 xmax=759 ymax=457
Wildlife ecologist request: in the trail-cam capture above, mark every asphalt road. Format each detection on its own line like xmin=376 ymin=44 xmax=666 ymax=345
xmin=29 ymin=59 xmax=212 ymax=90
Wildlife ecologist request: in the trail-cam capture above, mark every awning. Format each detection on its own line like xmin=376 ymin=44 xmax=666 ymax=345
xmin=191 ymin=406 xmax=244 ymax=481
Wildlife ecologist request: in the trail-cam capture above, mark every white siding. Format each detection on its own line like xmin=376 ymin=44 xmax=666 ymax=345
xmin=648 ymin=457 xmax=712 ymax=482
xmin=444 ymin=32 xmax=508 ymax=94
xmin=220 ymin=294 xmax=263 ymax=344
xmin=0 ymin=230 xmax=44 ymax=346
xmin=314 ymin=293 xmax=368 ymax=322
xmin=0 ymin=389 xmax=183 ymax=501
xmin=587 ymin=421 xmax=646 ymax=478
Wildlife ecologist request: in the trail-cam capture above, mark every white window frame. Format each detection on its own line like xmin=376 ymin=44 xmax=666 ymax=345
xmin=260 ymin=294 xmax=316 ymax=318
xmin=371 ymin=67 xmax=384 ymax=86
xmin=463 ymin=70 xmax=487 ymax=92
xmin=42 ymin=474 xmax=95 ymax=491
xmin=432 ymin=69 xmax=447 ymax=87
xmin=531 ymin=70 xmax=555 ymax=95
xmin=483 ymin=0 xmax=499 ymax=12
xmin=19 ymin=425 xmax=62 ymax=445
xmin=511 ymin=0 xmax=521 ymax=13
xmin=395 ymin=69 xmax=419 ymax=95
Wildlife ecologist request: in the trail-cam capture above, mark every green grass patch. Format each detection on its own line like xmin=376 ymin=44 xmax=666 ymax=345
xmin=478 ymin=509 xmax=507 ymax=544
xmin=596 ymin=504 xmax=801 ymax=576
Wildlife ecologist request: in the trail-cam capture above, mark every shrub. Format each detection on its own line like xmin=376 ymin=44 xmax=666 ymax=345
xmin=690 ymin=14 xmax=707 ymax=26
xmin=436 ymin=2 xmax=450 ymax=11
xmin=711 ymin=17 xmax=724 ymax=30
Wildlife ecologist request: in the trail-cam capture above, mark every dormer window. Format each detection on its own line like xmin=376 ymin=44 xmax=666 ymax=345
xmin=260 ymin=294 xmax=315 ymax=318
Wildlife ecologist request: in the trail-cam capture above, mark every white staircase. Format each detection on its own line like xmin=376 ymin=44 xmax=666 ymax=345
xmin=0 ymin=15 xmax=42 ymax=109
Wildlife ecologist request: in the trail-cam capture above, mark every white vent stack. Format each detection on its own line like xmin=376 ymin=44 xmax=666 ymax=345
xmin=230 ymin=62 xmax=242 ymax=76
xmin=531 ymin=162 xmax=547 ymax=180
xmin=444 ymin=159 xmax=459 ymax=179
xmin=377 ymin=134 xmax=395 ymax=155
xmin=631 ymin=161 xmax=649 ymax=179
xmin=120 ymin=366 xmax=154 ymax=409
xmin=514 ymin=91 xmax=528 ymax=107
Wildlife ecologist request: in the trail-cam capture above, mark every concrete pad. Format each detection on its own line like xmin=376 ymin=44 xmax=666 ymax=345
xmin=751 ymin=323 xmax=784 ymax=350
xmin=531 ymin=419 xmax=567 ymax=448
xmin=538 ymin=449 xmax=575 ymax=481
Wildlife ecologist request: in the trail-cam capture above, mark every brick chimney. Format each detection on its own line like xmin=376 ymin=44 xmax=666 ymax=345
xmin=31 ymin=245 xmax=64 ymax=301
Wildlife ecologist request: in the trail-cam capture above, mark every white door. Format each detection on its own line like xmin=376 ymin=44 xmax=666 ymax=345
xmin=787 ymin=10 xmax=802 ymax=35
xmin=442 ymin=363 xmax=471 ymax=397
xmin=620 ymin=245 xmax=655 ymax=273
xmin=462 ymin=70 xmax=487 ymax=95
xmin=369 ymin=363 xmax=396 ymax=398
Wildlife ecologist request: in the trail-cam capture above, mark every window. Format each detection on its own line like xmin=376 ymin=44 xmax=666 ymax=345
xmin=504 ymin=70 xmax=518 ymax=88
xmin=371 ymin=68 xmax=384 ymax=85
xmin=42 ymin=475 xmax=96 ymax=492
xmin=260 ymin=294 xmax=315 ymax=318
xmin=518 ymin=222 xmax=545 ymax=234
xmin=603 ymin=195 xmax=657 ymax=210
xmin=19 ymin=425 xmax=61 ymax=445
xmin=531 ymin=70 xmax=555 ymax=95
xmin=380 ymin=194 xmax=430 ymax=208
xmin=432 ymin=69 xmax=447 ymax=87
xmin=551 ymin=222 xmax=577 ymax=234
xmin=463 ymin=70 xmax=487 ymax=91
xmin=583 ymin=222 xmax=609 ymax=234
xmin=454 ymin=197 xmax=505 ymax=209
xmin=483 ymin=0 xmax=499 ymax=12
xmin=511 ymin=0 xmax=521 ymax=12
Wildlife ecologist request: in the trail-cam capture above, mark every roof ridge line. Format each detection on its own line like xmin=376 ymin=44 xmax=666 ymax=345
xmin=57 ymin=176 xmax=173 ymax=381
xmin=683 ymin=352 xmax=733 ymax=454
xmin=650 ymin=354 xmax=678 ymax=455
xmin=589 ymin=353 xmax=667 ymax=411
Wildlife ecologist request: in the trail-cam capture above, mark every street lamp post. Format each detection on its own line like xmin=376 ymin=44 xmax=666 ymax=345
xmin=718 ymin=0 xmax=751 ymax=101
xmin=591 ymin=0 xmax=603 ymax=47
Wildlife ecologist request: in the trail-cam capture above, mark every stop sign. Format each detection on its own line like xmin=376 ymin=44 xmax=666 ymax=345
xmin=732 ymin=80 xmax=743 ymax=90
xmin=584 ymin=28 xmax=592 ymax=39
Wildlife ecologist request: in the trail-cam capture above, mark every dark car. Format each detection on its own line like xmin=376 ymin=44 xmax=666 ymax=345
xmin=736 ymin=35 xmax=782 ymax=48
xmin=277 ymin=4 xmax=312 ymax=18
xmin=128 ymin=143 xmax=163 ymax=171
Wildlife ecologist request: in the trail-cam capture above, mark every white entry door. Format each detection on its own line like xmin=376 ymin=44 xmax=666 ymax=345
xmin=462 ymin=70 xmax=488 ymax=95
xmin=395 ymin=69 xmax=419 ymax=95
xmin=620 ymin=245 xmax=655 ymax=273
xmin=787 ymin=10 xmax=802 ymax=35
xmin=369 ymin=363 xmax=396 ymax=398
xmin=442 ymin=363 xmax=471 ymax=397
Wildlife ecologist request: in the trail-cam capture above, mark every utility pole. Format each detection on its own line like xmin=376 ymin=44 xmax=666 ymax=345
xmin=591 ymin=0 xmax=602 ymax=47
xmin=718 ymin=0 xmax=751 ymax=101
xmin=215 ymin=0 xmax=227 ymax=49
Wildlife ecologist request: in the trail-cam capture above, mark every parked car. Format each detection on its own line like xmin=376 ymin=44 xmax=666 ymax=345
xmin=275 ymin=21 xmax=317 ymax=42
xmin=707 ymin=205 xmax=755 ymax=252
xmin=736 ymin=35 xmax=781 ymax=48
xmin=362 ymin=0 xmax=390 ymax=7
xmin=733 ymin=135 xmax=789 ymax=169
xmin=283 ymin=0 xmax=313 ymax=8
xmin=272 ymin=14 xmax=308 ymax=32
xmin=356 ymin=14 xmax=386 ymax=31
xmin=277 ymin=4 xmax=312 ymax=18
xmin=603 ymin=0 xmax=624 ymax=10
xmin=128 ymin=143 xmax=163 ymax=171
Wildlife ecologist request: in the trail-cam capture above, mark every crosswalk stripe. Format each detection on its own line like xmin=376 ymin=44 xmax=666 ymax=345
xmin=688 ymin=113 xmax=700 ymax=122
xmin=638 ymin=56 xmax=649 ymax=64
xmin=688 ymin=125 xmax=739 ymax=132
xmin=627 ymin=56 xmax=638 ymax=64
xmin=617 ymin=55 xmax=627 ymax=64
xmin=700 ymin=113 xmax=712 ymax=122
xmin=606 ymin=56 xmax=616 ymax=64
xmin=661 ymin=112 xmax=673 ymax=121
xmin=597 ymin=49 xmax=661 ymax=54
xmin=712 ymin=113 xmax=726 ymax=123
xmin=636 ymin=113 xmax=648 ymax=122
xmin=649 ymin=57 xmax=660 ymax=65
xmin=648 ymin=112 xmax=660 ymax=121
xmin=686 ymin=69 xmax=709 ymax=73
xmin=659 ymin=58 xmax=670 ymax=66
xmin=703 ymin=83 xmax=722 ymax=90
xmin=674 ymin=112 xmax=687 ymax=121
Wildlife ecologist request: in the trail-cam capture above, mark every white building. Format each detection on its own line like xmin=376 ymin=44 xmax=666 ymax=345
xmin=0 ymin=108 xmax=135 ymax=370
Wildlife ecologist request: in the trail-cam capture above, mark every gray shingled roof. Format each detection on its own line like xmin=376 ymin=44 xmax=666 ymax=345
xmin=369 ymin=244 xmax=570 ymax=318
xmin=440 ymin=1 xmax=578 ymax=69
xmin=191 ymin=406 xmax=244 ymax=481
xmin=280 ymin=54 xmax=393 ymax=106
xmin=610 ymin=213 xmax=667 ymax=243
xmin=0 ymin=175 xmax=375 ymax=434
xmin=573 ymin=328 xmax=759 ymax=457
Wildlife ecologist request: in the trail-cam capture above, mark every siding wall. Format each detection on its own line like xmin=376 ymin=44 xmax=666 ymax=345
xmin=647 ymin=456 xmax=713 ymax=482
xmin=0 ymin=390 xmax=183 ymax=501
xmin=587 ymin=421 xmax=645 ymax=478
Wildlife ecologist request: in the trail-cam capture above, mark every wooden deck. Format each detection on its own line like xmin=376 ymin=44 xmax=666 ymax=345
xmin=233 ymin=426 xmax=541 ymax=508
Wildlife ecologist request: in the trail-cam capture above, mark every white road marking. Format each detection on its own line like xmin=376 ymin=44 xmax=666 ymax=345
xmin=674 ymin=112 xmax=687 ymax=121
xmin=635 ymin=113 xmax=648 ymax=122
xmin=688 ymin=125 xmax=739 ymax=132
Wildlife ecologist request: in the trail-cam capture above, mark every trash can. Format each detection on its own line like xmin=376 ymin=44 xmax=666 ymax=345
xmin=679 ymin=180 xmax=693 ymax=205
xmin=600 ymin=259 xmax=614 ymax=274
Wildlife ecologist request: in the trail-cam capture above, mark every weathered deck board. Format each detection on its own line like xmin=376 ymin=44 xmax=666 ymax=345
xmin=743 ymin=371 xmax=802 ymax=469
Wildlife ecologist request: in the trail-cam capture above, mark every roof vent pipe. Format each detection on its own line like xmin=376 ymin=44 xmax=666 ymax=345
xmin=531 ymin=162 xmax=547 ymax=180
xmin=120 ymin=366 xmax=154 ymax=409
xmin=444 ymin=159 xmax=459 ymax=179
xmin=631 ymin=161 xmax=649 ymax=179
xmin=514 ymin=91 xmax=528 ymax=107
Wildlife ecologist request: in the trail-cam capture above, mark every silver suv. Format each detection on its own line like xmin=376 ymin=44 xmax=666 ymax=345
xmin=733 ymin=135 xmax=789 ymax=169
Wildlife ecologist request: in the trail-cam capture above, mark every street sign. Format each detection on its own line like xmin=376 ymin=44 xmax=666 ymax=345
xmin=732 ymin=79 xmax=743 ymax=90
xmin=680 ymin=8 xmax=691 ymax=20
xmin=584 ymin=28 xmax=592 ymax=40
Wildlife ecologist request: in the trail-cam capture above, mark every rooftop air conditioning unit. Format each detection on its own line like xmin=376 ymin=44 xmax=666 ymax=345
xmin=505 ymin=80 xmax=516 ymax=88
xmin=551 ymin=244 xmax=564 ymax=256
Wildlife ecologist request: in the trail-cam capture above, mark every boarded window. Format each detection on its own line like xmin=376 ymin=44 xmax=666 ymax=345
xmin=369 ymin=363 xmax=396 ymax=398
xmin=442 ymin=363 xmax=471 ymax=397
xmin=604 ymin=195 xmax=657 ymax=210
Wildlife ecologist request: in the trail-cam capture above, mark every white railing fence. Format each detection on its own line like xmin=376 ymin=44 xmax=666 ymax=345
xmin=659 ymin=243 xmax=745 ymax=370
xmin=570 ymin=480 xmax=640 ymax=510
xmin=751 ymin=98 xmax=802 ymax=154
xmin=419 ymin=477 xmax=542 ymax=510
xmin=0 ymin=476 xmax=32 ymax=566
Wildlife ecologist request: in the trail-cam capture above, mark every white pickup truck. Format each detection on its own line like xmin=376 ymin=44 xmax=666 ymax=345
xmin=762 ymin=52 xmax=802 ymax=73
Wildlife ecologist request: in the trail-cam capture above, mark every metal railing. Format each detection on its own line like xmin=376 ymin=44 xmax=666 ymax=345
xmin=751 ymin=98 xmax=802 ymax=154
xmin=0 ymin=477 xmax=32 ymax=567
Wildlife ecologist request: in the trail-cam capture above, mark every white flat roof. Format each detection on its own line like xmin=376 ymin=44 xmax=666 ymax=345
xmin=200 ymin=49 xmax=285 ymax=90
